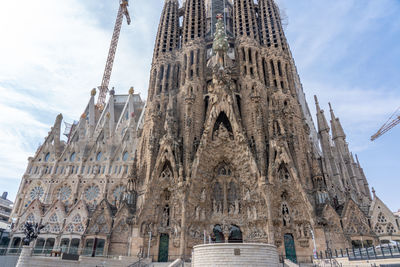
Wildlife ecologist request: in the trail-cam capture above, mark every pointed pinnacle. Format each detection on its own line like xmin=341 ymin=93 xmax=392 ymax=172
xmin=314 ymin=95 xmax=319 ymax=107
xmin=328 ymin=102 xmax=336 ymax=119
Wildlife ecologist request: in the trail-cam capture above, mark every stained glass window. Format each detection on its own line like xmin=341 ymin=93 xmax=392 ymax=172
xmin=57 ymin=186 xmax=72 ymax=201
xmin=72 ymin=214 xmax=81 ymax=223
xmin=84 ymin=185 xmax=100 ymax=201
xmin=76 ymin=224 xmax=85 ymax=232
xmin=113 ymin=185 xmax=126 ymax=201
xmin=49 ymin=213 xmax=58 ymax=222
xmin=66 ymin=224 xmax=74 ymax=232
xmin=52 ymin=224 xmax=61 ymax=232
xmin=30 ymin=186 xmax=44 ymax=200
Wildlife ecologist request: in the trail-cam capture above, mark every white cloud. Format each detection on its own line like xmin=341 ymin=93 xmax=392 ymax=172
xmin=0 ymin=0 xmax=165 ymax=200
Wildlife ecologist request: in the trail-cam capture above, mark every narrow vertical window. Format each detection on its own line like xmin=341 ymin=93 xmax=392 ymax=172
xmin=270 ymin=60 xmax=275 ymax=76
xmin=277 ymin=61 xmax=282 ymax=76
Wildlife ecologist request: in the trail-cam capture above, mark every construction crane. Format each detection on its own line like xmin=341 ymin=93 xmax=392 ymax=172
xmin=371 ymin=106 xmax=400 ymax=141
xmin=97 ymin=0 xmax=131 ymax=109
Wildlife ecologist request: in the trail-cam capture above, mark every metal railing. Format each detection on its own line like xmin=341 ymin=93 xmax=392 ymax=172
xmin=0 ymin=247 xmax=22 ymax=256
xmin=317 ymin=243 xmax=400 ymax=261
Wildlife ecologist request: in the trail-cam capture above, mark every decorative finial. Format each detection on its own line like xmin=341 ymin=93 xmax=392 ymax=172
xmin=81 ymin=113 xmax=87 ymax=119
xmin=328 ymin=102 xmax=333 ymax=111
xmin=91 ymin=88 xmax=97 ymax=96
xmin=129 ymin=86 xmax=134 ymax=95
xmin=372 ymin=187 xmax=376 ymax=197
xmin=106 ymin=112 xmax=110 ymax=118
xmin=314 ymin=95 xmax=319 ymax=105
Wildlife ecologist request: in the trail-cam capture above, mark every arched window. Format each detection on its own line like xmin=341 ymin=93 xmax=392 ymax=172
xmin=96 ymin=152 xmax=102 ymax=161
xmin=228 ymin=181 xmax=238 ymax=214
xmin=70 ymin=152 xmax=76 ymax=162
xmin=278 ymin=164 xmax=290 ymax=181
xmin=160 ymin=163 xmax=172 ymax=180
xmin=213 ymin=182 xmax=223 ymax=213
xmin=213 ymin=112 xmax=233 ymax=135
xmin=229 ymin=225 xmax=243 ymax=243
xmin=44 ymin=152 xmax=50 ymax=162
xmin=122 ymin=151 xmax=129 ymax=162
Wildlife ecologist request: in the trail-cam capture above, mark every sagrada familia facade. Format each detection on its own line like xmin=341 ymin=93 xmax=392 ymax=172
xmin=9 ymin=0 xmax=399 ymax=262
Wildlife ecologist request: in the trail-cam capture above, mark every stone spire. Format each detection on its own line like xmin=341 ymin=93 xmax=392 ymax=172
xmin=182 ymin=0 xmax=206 ymax=44
xmin=153 ymin=0 xmax=180 ymax=59
xmin=258 ymin=0 xmax=287 ymax=50
xmin=329 ymin=103 xmax=346 ymax=140
xmin=356 ymin=154 xmax=372 ymax=201
xmin=148 ymin=0 xmax=180 ymax=100
xmin=315 ymin=96 xmax=330 ymax=133
xmin=233 ymin=0 xmax=259 ymax=41
xmin=314 ymin=96 xmax=345 ymax=202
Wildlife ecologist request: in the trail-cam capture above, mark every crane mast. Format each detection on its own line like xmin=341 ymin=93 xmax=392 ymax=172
xmin=371 ymin=107 xmax=400 ymax=141
xmin=97 ymin=0 xmax=131 ymax=109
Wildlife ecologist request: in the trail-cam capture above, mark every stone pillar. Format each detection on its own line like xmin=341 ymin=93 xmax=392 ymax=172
xmin=16 ymin=245 xmax=33 ymax=267
xmin=179 ymin=192 xmax=187 ymax=259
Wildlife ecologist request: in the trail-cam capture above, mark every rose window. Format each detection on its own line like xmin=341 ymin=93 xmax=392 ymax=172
xmin=113 ymin=185 xmax=126 ymax=201
xmin=57 ymin=186 xmax=72 ymax=201
xmin=30 ymin=186 xmax=44 ymax=200
xmin=84 ymin=185 xmax=100 ymax=201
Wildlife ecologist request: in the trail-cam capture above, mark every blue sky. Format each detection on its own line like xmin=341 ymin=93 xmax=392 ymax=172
xmin=0 ymin=0 xmax=399 ymax=211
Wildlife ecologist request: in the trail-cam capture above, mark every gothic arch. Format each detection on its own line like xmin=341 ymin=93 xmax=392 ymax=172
xmin=212 ymin=112 xmax=233 ymax=139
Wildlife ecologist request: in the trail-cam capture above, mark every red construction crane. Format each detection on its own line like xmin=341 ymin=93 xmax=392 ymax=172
xmin=371 ymin=107 xmax=400 ymax=141
xmin=97 ymin=0 xmax=131 ymax=109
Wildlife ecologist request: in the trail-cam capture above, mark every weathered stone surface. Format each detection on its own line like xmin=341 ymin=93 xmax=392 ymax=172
xmin=9 ymin=0 xmax=398 ymax=263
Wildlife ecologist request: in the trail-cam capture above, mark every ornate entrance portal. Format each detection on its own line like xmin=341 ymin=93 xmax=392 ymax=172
xmin=284 ymin=233 xmax=297 ymax=263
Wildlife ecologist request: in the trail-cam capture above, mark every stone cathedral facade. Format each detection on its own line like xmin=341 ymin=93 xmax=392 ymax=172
xmin=9 ymin=0 xmax=400 ymax=262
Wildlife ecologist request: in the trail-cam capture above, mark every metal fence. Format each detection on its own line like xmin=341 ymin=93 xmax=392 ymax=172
xmin=317 ymin=243 xmax=400 ymax=261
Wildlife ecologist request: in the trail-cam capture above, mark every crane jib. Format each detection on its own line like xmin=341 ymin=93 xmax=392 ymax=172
xmin=96 ymin=1 xmax=131 ymax=109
